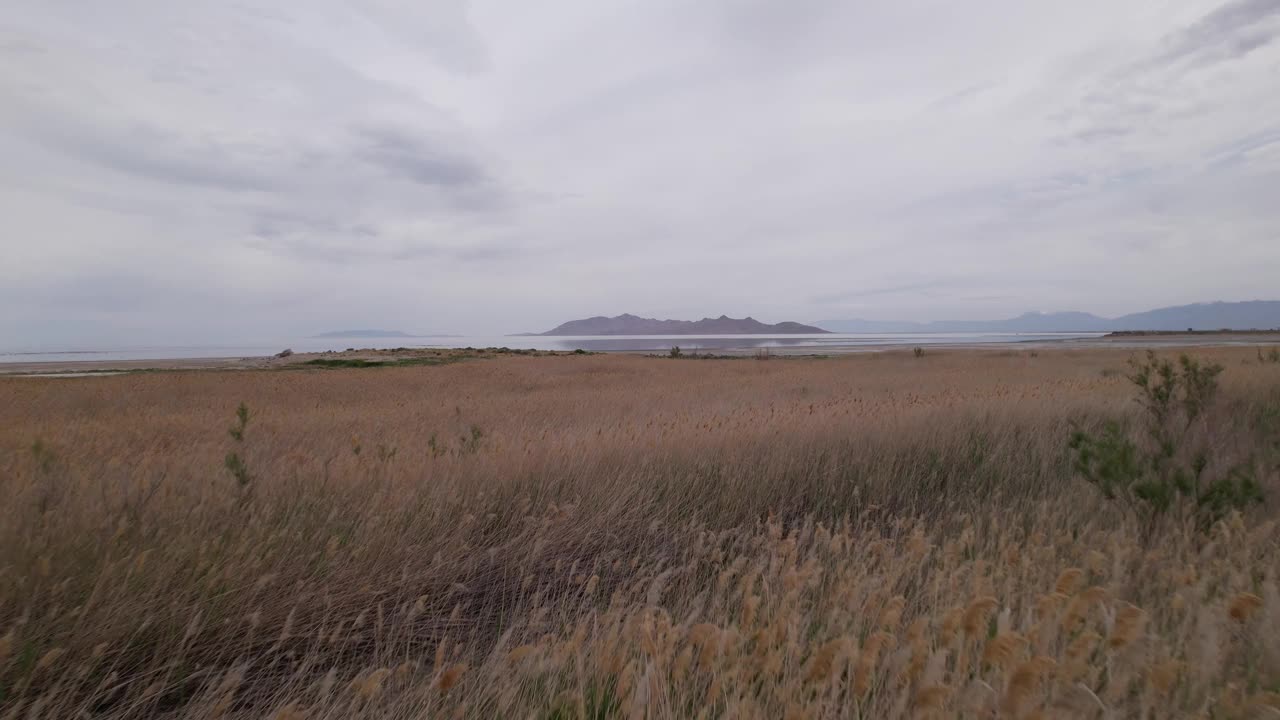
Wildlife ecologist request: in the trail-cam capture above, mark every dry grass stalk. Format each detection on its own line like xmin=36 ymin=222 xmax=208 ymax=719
xmin=0 ymin=346 xmax=1276 ymax=717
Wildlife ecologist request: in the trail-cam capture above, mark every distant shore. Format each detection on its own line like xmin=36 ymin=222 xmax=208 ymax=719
xmin=2 ymin=331 xmax=1279 ymax=376
xmin=1104 ymin=329 xmax=1280 ymax=337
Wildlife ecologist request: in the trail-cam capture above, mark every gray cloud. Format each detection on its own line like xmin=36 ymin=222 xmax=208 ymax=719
xmin=356 ymin=126 xmax=490 ymax=188
xmin=30 ymin=119 xmax=278 ymax=191
xmin=1152 ymin=0 xmax=1280 ymax=69
xmin=1205 ymin=126 xmax=1280 ymax=168
xmin=2 ymin=0 xmax=1279 ymax=344
xmin=1056 ymin=0 xmax=1280 ymax=151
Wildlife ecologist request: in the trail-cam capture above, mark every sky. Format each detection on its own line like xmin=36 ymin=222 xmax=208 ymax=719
xmin=2 ymin=0 xmax=1279 ymax=345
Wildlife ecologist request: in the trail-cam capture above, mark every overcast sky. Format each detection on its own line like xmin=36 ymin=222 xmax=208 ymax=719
xmin=2 ymin=0 xmax=1278 ymax=344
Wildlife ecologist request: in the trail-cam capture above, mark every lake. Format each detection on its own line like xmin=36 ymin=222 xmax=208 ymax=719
xmin=0 ymin=332 xmax=1108 ymax=363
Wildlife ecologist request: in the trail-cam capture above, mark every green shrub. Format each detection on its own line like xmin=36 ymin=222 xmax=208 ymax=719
xmin=30 ymin=438 xmax=55 ymax=474
xmin=227 ymin=402 xmax=250 ymax=442
xmin=223 ymin=452 xmax=251 ymax=487
xmin=428 ymin=432 xmax=446 ymax=459
xmin=224 ymin=402 xmax=253 ymax=488
xmin=303 ymin=358 xmax=385 ymax=368
xmin=460 ymin=425 xmax=484 ymax=454
xmin=1069 ymin=352 xmax=1263 ymax=540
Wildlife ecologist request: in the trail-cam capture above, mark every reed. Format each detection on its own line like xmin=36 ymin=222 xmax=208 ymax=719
xmin=1 ymin=346 xmax=1277 ymax=717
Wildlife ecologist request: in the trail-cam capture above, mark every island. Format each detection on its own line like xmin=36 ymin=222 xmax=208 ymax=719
xmin=537 ymin=314 xmax=830 ymax=336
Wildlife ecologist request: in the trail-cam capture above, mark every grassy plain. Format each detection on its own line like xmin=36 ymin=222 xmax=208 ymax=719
xmin=1 ymin=347 xmax=1279 ymax=718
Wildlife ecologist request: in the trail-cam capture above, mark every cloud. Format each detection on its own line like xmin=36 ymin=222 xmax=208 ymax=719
xmin=1205 ymin=126 xmax=1280 ymax=169
xmin=2 ymin=0 xmax=1279 ymax=343
xmin=810 ymin=281 xmax=958 ymax=304
xmin=352 ymin=0 xmax=490 ymax=73
xmin=26 ymin=116 xmax=278 ymax=191
xmin=356 ymin=126 xmax=490 ymax=188
xmin=1151 ymin=0 xmax=1280 ymax=69
xmin=1055 ymin=0 xmax=1280 ymax=151
xmin=1060 ymin=125 xmax=1134 ymax=144
xmin=923 ymin=82 xmax=1001 ymax=113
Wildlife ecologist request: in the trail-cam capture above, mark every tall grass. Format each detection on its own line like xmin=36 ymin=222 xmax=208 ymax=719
xmin=1 ymin=348 xmax=1277 ymax=717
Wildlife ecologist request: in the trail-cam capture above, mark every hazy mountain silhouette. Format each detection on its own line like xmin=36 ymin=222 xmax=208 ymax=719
xmin=817 ymin=301 xmax=1280 ymax=333
xmin=539 ymin=314 xmax=830 ymax=336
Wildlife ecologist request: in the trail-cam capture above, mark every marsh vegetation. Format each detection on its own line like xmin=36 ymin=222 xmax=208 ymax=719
xmin=1 ymin=348 xmax=1278 ymax=718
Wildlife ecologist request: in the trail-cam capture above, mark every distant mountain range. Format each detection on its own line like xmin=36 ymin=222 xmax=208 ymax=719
xmin=817 ymin=301 xmax=1280 ymax=333
xmin=538 ymin=314 xmax=830 ymax=336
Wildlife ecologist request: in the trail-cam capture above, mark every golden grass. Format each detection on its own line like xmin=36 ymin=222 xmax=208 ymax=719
xmin=1 ymin=347 xmax=1278 ymax=718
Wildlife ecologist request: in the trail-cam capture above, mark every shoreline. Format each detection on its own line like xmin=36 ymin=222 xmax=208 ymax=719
xmin=2 ymin=332 xmax=1278 ymax=376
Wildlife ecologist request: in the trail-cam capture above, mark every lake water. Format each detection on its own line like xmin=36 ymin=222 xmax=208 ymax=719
xmin=0 ymin=332 xmax=1108 ymax=364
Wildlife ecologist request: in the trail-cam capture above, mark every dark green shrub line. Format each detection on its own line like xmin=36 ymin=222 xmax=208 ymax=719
xmin=301 ymin=357 xmax=456 ymax=369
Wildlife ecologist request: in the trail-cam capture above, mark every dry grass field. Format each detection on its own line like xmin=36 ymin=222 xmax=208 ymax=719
xmin=1 ymin=347 xmax=1279 ymax=718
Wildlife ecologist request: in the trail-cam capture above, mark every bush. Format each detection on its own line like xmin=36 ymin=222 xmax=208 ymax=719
xmin=303 ymin=358 xmax=385 ymax=368
xmin=224 ymin=402 xmax=253 ymax=489
xmin=669 ymin=345 xmax=682 ymax=358
xmin=1069 ymin=351 xmax=1263 ymax=540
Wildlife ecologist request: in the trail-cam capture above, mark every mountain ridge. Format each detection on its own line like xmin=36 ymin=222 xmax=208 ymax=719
xmin=816 ymin=301 xmax=1280 ymax=333
xmin=538 ymin=314 xmax=830 ymax=336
